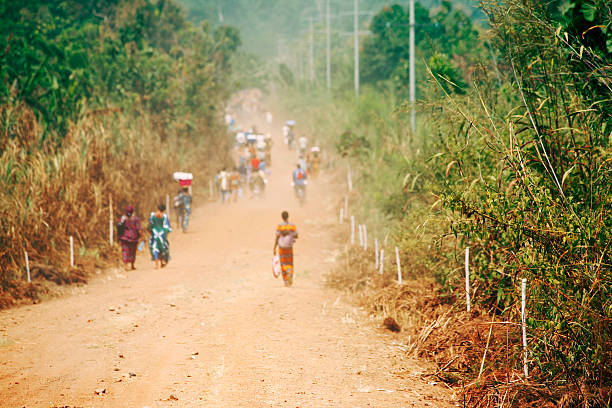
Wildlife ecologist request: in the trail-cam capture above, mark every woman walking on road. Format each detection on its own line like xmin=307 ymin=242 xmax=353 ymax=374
xmin=148 ymin=204 xmax=172 ymax=269
xmin=117 ymin=205 xmax=141 ymax=271
xmin=273 ymin=211 xmax=298 ymax=287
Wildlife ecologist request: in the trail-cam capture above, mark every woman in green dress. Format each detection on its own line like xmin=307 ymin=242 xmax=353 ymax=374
xmin=148 ymin=204 xmax=172 ymax=269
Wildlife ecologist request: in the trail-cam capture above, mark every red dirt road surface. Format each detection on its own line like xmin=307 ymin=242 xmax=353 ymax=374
xmin=0 ymin=118 xmax=454 ymax=407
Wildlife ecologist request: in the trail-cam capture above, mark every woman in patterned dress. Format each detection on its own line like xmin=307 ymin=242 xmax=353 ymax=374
xmin=148 ymin=204 xmax=172 ymax=269
xmin=273 ymin=211 xmax=299 ymax=287
xmin=117 ymin=205 xmax=141 ymax=271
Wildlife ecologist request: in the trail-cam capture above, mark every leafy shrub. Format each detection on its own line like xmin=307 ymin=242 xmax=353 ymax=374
xmin=335 ymin=130 xmax=371 ymax=158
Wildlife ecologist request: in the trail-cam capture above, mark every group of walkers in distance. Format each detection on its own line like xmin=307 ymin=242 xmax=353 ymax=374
xmin=281 ymin=121 xmax=322 ymax=203
xmin=213 ymin=125 xmax=272 ymax=203
xmin=116 ymin=179 xmax=192 ymax=271
xmin=116 ymin=104 xmax=319 ymax=288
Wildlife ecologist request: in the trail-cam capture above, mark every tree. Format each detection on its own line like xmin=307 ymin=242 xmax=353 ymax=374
xmin=360 ymin=1 xmax=481 ymax=96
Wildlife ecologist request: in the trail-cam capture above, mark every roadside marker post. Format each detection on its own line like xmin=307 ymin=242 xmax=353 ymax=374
xmin=24 ymin=250 xmax=30 ymax=283
xmin=109 ymin=195 xmax=113 ymax=246
xmin=358 ymin=224 xmax=364 ymax=247
xmin=465 ymin=247 xmax=471 ymax=312
xmin=379 ymin=249 xmax=384 ymax=275
xmin=339 ymin=207 xmax=344 ymax=223
xmin=350 ymin=216 xmax=355 ymax=245
xmin=395 ymin=246 xmax=402 ymax=284
xmin=363 ymin=225 xmax=367 ymax=251
xmin=522 ymin=278 xmax=528 ymax=378
xmin=166 ymin=194 xmax=170 ymax=219
xmin=375 ymin=238 xmax=379 ymax=269
xmin=70 ymin=236 xmax=74 ymax=267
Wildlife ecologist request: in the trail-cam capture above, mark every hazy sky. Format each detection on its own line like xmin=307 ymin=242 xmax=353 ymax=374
xmin=177 ymin=0 xmax=481 ymax=57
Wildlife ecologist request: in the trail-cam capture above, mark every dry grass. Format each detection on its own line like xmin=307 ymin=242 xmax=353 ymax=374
xmin=0 ymin=104 xmax=230 ymax=307
xmin=326 ymin=244 xmax=609 ymax=407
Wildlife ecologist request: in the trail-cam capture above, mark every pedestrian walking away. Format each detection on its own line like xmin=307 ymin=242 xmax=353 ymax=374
xmin=117 ymin=205 xmax=142 ymax=271
xmin=173 ymin=187 xmax=192 ymax=232
xmin=273 ymin=211 xmax=299 ymax=287
xmin=219 ymin=168 xmax=230 ymax=203
xmin=292 ymin=163 xmax=308 ymax=203
xmin=298 ymin=135 xmax=308 ymax=157
xmin=230 ymin=167 xmax=241 ymax=202
xmin=148 ymin=204 xmax=171 ymax=269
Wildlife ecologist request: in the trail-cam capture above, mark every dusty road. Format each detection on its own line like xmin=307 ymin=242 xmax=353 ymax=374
xmin=0 ymin=117 xmax=453 ymax=407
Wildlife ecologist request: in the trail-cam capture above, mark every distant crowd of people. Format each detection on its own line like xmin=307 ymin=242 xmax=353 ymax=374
xmin=212 ymin=126 xmax=272 ymax=203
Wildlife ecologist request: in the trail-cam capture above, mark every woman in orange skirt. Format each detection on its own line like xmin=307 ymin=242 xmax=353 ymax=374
xmin=273 ymin=211 xmax=298 ymax=287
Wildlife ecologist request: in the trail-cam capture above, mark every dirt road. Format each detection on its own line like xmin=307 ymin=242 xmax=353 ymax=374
xmin=0 ymin=117 xmax=453 ymax=407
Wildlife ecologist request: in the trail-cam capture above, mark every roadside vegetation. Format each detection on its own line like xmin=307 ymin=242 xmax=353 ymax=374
xmin=0 ymin=0 xmax=239 ymax=306
xmin=274 ymin=0 xmax=611 ymax=406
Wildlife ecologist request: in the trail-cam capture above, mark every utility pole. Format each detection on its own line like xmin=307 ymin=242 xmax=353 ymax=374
xmin=354 ymin=0 xmax=359 ymax=98
xmin=409 ymin=0 xmax=416 ymax=133
xmin=326 ymin=0 xmax=331 ymax=90
xmin=298 ymin=44 xmax=304 ymax=82
xmin=309 ymin=16 xmax=315 ymax=84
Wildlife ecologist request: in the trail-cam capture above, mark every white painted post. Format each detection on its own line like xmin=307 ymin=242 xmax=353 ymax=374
xmin=363 ymin=225 xmax=368 ymax=251
xmin=24 ymin=250 xmax=30 ymax=283
xmin=379 ymin=249 xmax=384 ymax=274
xmin=70 ymin=236 xmax=74 ymax=267
xmin=326 ymin=0 xmax=331 ymax=89
xmin=350 ymin=216 xmax=355 ymax=245
xmin=375 ymin=238 xmax=379 ymax=269
xmin=353 ymin=0 xmax=359 ymax=97
xmin=395 ymin=246 xmax=402 ymax=284
xmin=339 ymin=207 xmax=344 ymax=223
xmin=465 ymin=247 xmax=471 ymax=312
xmin=109 ymin=217 xmax=113 ymax=246
xmin=521 ymin=278 xmax=528 ymax=378
xmin=209 ymin=179 xmax=214 ymax=199
xmin=166 ymin=194 xmax=170 ymax=219
xmin=358 ymin=224 xmax=364 ymax=248
xmin=109 ymin=196 xmax=113 ymax=246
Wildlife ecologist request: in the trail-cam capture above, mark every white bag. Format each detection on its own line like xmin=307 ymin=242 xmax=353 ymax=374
xmin=272 ymin=256 xmax=281 ymax=278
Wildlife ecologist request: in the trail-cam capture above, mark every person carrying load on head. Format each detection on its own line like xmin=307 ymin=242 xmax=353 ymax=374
xmin=172 ymin=172 xmax=193 ymax=231
xmin=273 ymin=211 xmax=299 ymax=287
xmin=282 ymin=125 xmax=289 ymax=146
xmin=285 ymin=120 xmax=296 ymax=150
xmin=298 ymin=135 xmax=308 ymax=157
xmin=235 ymin=131 xmax=246 ymax=150
xmin=173 ymin=187 xmax=192 ymax=232
xmin=307 ymin=145 xmax=321 ymax=179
